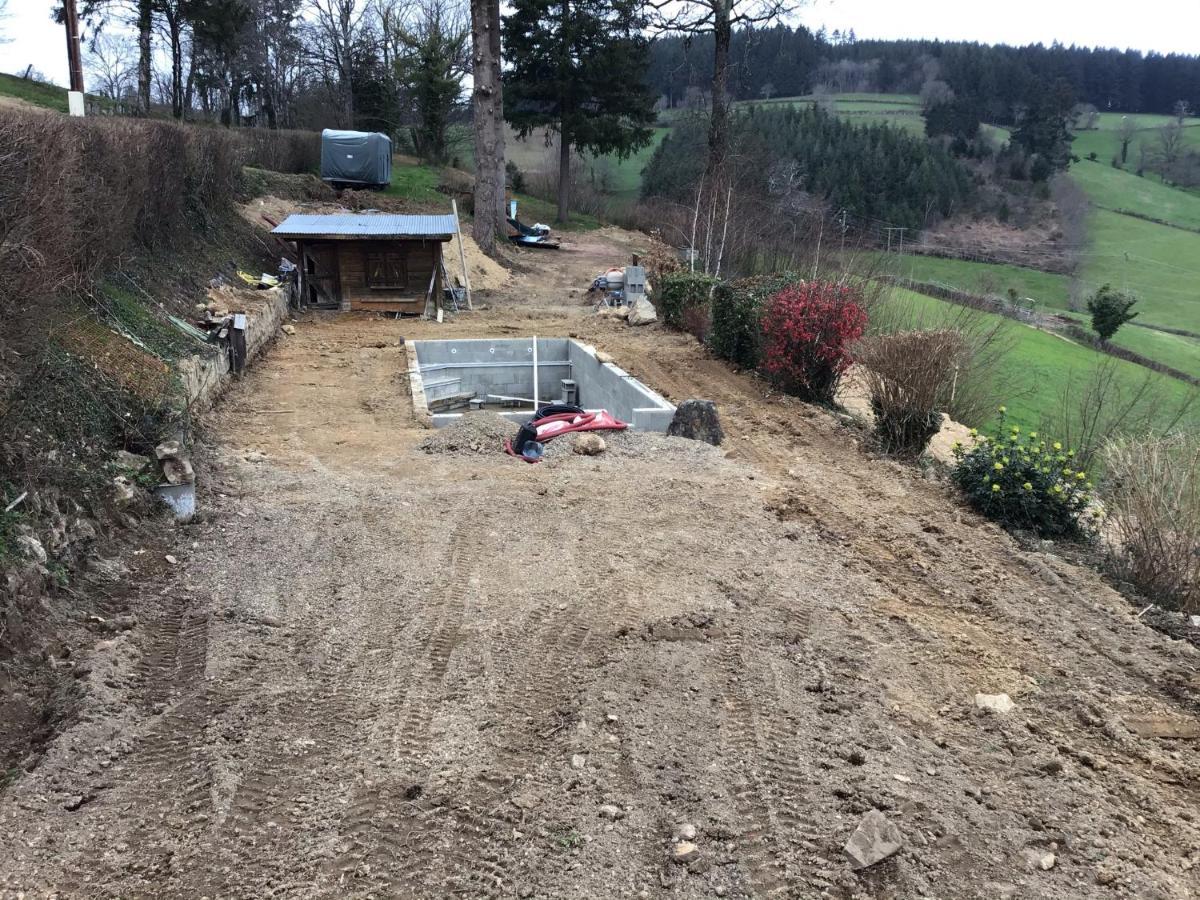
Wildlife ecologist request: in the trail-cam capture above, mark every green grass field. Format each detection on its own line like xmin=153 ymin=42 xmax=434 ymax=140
xmin=1070 ymin=157 xmax=1200 ymax=230
xmin=1082 ymin=209 xmax=1200 ymax=333
xmin=870 ymin=250 xmax=1200 ymax=380
xmin=885 ymin=288 xmax=1199 ymax=433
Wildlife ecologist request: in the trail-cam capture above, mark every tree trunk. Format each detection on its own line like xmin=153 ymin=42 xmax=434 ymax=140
xmin=557 ymin=130 xmax=571 ymax=223
xmin=169 ymin=20 xmax=183 ymax=119
xmin=489 ymin=0 xmax=506 ymax=231
xmin=470 ymin=0 xmax=504 ymax=254
xmin=555 ymin=0 xmax=570 ymax=223
xmin=136 ymin=0 xmax=153 ymax=115
xmin=707 ymin=0 xmax=731 ymax=178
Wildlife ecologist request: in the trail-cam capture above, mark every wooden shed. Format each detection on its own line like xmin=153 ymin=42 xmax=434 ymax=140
xmin=271 ymin=213 xmax=457 ymax=315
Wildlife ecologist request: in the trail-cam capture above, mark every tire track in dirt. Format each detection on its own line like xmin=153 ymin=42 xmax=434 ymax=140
xmin=328 ymin=520 xmax=521 ymax=898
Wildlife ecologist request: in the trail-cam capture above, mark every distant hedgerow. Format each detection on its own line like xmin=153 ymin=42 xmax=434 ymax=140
xmin=952 ymin=409 xmax=1098 ymax=538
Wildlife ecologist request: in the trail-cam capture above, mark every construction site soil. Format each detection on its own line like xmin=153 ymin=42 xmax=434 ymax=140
xmin=2 ymin=227 xmax=1199 ymax=899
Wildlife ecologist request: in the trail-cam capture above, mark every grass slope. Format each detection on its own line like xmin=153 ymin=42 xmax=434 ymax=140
xmin=0 ymin=71 xmax=113 ymax=114
xmin=1082 ymin=209 xmax=1200 ymax=333
xmin=888 ymin=288 xmax=1199 ymax=432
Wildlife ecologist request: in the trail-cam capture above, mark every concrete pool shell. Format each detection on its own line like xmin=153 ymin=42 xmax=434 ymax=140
xmin=408 ymin=338 xmax=676 ymax=431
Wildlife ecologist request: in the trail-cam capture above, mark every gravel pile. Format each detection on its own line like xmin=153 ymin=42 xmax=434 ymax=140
xmin=539 ymin=427 xmax=723 ymax=461
xmin=418 ymin=413 xmax=516 ymax=455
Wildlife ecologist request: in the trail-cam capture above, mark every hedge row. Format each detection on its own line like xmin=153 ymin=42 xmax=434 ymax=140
xmin=708 ymin=272 xmax=803 ymax=370
xmin=0 ymin=111 xmax=319 ymax=317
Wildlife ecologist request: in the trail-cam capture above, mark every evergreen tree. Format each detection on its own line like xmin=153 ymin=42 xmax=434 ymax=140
xmin=1011 ymin=78 xmax=1076 ymax=179
xmin=502 ymin=0 xmax=655 ymax=222
xmin=1086 ymin=284 xmax=1139 ymax=343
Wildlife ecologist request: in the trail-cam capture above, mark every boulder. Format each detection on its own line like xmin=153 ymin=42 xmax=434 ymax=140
xmin=114 ymin=450 xmax=150 ymax=474
xmin=843 ymin=809 xmax=903 ymax=870
xmin=15 ymin=534 xmax=47 ymax=565
xmin=161 ymin=457 xmax=196 ymax=485
xmin=573 ymin=434 xmax=607 ymax=456
xmin=112 ymin=475 xmax=136 ymax=506
xmin=974 ymin=693 xmax=1016 ymax=714
xmin=154 ymin=440 xmax=182 ymax=461
xmin=626 ymin=297 xmax=657 ymax=326
xmin=667 ymin=399 xmax=724 ymax=446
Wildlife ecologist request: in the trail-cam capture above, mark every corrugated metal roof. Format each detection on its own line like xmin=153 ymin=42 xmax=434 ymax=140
xmin=271 ymin=213 xmax=457 ymax=240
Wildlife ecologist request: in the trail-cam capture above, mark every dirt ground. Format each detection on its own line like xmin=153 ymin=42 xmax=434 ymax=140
xmin=2 ymin=231 xmax=1200 ymax=899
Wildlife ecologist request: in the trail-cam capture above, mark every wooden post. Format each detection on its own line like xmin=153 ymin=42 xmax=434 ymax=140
xmin=452 ymin=199 xmax=473 ymax=310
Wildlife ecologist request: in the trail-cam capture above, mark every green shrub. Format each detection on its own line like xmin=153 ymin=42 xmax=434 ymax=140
xmin=658 ymin=272 xmax=720 ymax=338
xmin=708 ymin=272 xmax=800 ymax=370
xmin=951 ymin=409 xmax=1098 ymax=538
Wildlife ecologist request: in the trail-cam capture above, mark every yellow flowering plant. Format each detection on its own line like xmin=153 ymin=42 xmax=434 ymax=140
xmin=951 ymin=408 xmax=1094 ymax=538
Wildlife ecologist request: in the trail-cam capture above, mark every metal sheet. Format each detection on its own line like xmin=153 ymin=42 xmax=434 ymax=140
xmin=272 ymin=214 xmax=457 ymax=240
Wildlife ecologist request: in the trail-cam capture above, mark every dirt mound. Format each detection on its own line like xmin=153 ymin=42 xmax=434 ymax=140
xmin=447 ymin=230 xmax=511 ymax=292
xmin=418 ymin=412 xmax=516 ymax=455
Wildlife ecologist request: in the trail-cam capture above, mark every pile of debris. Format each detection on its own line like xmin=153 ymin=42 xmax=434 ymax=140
xmin=110 ymin=440 xmax=196 ymax=521
xmin=589 ymin=264 xmax=657 ymax=326
xmin=418 ymin=414 xmax=517 ymax=456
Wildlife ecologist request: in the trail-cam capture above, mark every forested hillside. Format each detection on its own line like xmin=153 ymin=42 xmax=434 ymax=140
xmin=642 ymin=105 xmax=973 ymax=230
xmin=647 ymin=25 xmax=1200 ymax=118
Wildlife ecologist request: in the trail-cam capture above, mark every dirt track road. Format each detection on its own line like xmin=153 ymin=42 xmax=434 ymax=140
xmin=2 ymin=231 xmax=1200 ymax=898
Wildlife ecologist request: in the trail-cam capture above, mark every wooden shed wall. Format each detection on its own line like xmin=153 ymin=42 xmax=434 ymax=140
xmin=337 ymin=239 xmax=441 ymax=314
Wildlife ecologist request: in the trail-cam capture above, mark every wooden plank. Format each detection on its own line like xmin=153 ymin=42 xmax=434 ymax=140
xmin=452 ymin=199 xmax=472 ymax=309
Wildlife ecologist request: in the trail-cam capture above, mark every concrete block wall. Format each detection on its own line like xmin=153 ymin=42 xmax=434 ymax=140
xmin=410 ymin=338 xmax=675 ymax=430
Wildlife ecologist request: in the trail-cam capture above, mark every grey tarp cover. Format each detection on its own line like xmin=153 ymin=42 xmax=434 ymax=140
xmin=320 ymin=129 xmax=392 ymax=187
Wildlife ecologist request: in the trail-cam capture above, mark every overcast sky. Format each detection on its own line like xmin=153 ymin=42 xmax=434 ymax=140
xmin=3 ymin=0 xmax=1199 ymax=88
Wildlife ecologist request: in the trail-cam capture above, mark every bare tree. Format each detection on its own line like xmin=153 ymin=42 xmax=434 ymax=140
xmin=1157 ymin=120 xmax=1185 ymax=169
xmin=1174 ymin=99 xmax=1192 ymax=125
xmin=1071 ymin=102 xmax=1099 ymax=130
xmin=469 ymin=0 xmax=504 ymax=253
xmin=645 ymin=0 xmax=799 ymax=180
xmin=306 ymin=0 xmax=371 ymax=126
xmin=87 ymin=31 xmax=136 ymax=99
xmin=1116 ymin=115 xmax=1137 ymax=165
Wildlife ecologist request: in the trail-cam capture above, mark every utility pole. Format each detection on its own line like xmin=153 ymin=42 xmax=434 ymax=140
xmin=63 ymin=0 xmax=86 ymax=116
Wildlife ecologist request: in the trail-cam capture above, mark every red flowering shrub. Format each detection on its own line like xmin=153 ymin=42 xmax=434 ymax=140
xmin=760 ymin=282 xmax=867 ymax=403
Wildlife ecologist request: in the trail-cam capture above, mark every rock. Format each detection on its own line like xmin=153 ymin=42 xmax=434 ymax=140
xmin=570 ymin=754 xmax=587 ymax=770
xmin=1037 ymin=757 xmax=1064 ymax=775
xmin=15 ymin=535 xmax=47 ymax=565
xmin=671 ymin=841 xmax=700 ymax=864
xmin=843 ymin=809 xmax=903 ymax=870
xmin=112 ymin=475 xmax=137 ymax=506
xmin=282 ymin=324 xmax=296 ymax=335
xmin=1039 ymin=852 xmax=1057 ymax=871
xmin=674 ymin=823 xmax=698 ymax=841
xmin=974 ymin=692 xmax=1016 ymax=714
xmin=598 ymin=804 xmax=624 ymax=820
xmin=155 ymin=440 xmax=182 ymax=461
xmin=626 ymin=297 xmax=658 ymax=326
xmin=573 ymin=434 xmax=606 ymax=456
xmin=596 ymin=351 xmax=614 ymax=364
xmin=666 ymin=400 xmax=724 ymax=446
xmin=161 ymin=456 xmax=195 ymax=485
xmin=518 ymin=887 xmax=535 ymax=899
xmin=165 ymin=554 xmax=178 ymax=565
xmin=114 ymin=450 xmax=150 ymax=473
xmin=63 ymin=795 xmax=87 ymax=811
